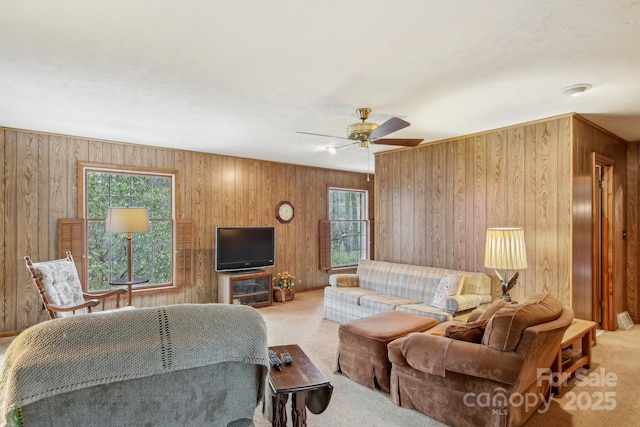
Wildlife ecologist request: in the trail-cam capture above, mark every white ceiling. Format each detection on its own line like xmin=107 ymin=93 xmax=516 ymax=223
xmin=1 ymin=1 xmax=639 ymax=173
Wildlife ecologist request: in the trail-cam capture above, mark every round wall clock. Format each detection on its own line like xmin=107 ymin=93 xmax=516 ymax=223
xmin=276 ymin=201 xmax=294 ymax=223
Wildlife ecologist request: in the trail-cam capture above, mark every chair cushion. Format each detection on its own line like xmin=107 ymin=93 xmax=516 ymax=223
xmin=35 ymin=259 xmax=86 ymax=316
xmin=445 ymin=319 xmax=488 ymax=343
xmin=482 ymin=292 xmax=563 ymax=351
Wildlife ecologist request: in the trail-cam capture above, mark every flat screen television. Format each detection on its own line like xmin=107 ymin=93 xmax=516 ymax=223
xmin=215 ymin=226 xmax=275 ymax=271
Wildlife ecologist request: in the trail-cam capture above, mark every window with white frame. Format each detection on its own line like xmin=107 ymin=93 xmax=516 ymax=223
xmin=82 ymin=165 xmax=175 ymax=291
xmin=327 ymin=187 xmax=369 ymax=267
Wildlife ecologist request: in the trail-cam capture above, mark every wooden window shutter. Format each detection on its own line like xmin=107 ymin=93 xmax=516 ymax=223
xmin=58 ymin=218 xmax=87 ymax=287
xmin=175 ymin=219 xmax=194 ymax=286
xmin=368 ymin=220 xmax=375 ymax=260
xmin=319 ymin=220 xmax=331 ymax=271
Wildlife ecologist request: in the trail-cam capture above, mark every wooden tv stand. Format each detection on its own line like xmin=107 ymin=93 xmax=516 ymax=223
xmin=217 ymin=270 xmax=273 ymax=308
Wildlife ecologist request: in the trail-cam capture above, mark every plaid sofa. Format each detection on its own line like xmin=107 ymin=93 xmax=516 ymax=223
xmin=324 ymin=259 xmax=492 ymax=323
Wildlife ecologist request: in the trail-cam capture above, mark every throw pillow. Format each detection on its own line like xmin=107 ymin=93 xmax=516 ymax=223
xmin=445 ymin=319 xmax=489 ymax=343
xmin=431 ymin=274 xmax=464 ymax=311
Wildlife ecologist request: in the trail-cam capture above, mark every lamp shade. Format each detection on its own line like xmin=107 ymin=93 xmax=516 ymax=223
xmin=105 ymin=207 xmax=150 ymax=233
xmin=484 ymin=228 xmax=527 ymax=270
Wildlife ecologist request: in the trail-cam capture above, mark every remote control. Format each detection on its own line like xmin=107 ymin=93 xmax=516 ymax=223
xmin=280 ymin=352 xmax=293 ymax=365
xmin=268 ymin=350 xmax=282 ymax=370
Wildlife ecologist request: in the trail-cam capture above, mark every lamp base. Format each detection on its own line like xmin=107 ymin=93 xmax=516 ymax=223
xmin=500 ymin=289 xmax=512 ymax=303
xmin=497 ymin=271 xmax=520 ymax=303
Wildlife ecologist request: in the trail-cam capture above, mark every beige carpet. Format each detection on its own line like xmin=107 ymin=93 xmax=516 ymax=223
xmin=1 ymin=291 xmax=637 ymax=426
xmin=255 ymin=289 xmax=640 ymax=427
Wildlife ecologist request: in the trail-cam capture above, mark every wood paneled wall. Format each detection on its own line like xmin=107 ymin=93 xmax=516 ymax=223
xmin=572 ymin=116 xmax=628 ymax=322
xmin=376 ymin=114 xmax=636 ymax=321
xmin=626 ymin=142 xmax=640 ymax=323
xmin=0 ymin=128 xmax=373 ymax=334
xmin=375 ymin=116 xmax=574 ymax=305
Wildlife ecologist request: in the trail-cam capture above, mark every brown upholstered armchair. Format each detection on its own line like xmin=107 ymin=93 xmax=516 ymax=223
xmin=25 ymin=251 xmax=127 ymax=319
xmin=388 ymin=293 xmax=573 ymax=427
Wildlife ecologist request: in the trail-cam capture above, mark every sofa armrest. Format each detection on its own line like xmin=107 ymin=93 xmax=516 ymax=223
xmin=328 ymin=274 xmax=359 ymax=287
xmin=448 ymin=293 xmax=488 ymax=313
xmin=389 ymin=332 xmax=523 ymax=385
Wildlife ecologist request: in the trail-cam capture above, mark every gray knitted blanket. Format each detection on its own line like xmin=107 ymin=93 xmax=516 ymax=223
xmin=0 ymin=304 xmax=269 ymax=422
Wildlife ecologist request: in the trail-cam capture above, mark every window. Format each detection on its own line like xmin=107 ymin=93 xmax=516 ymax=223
xmin=321 ymin=187 xmax=369 ymax=269
xmin=69 ymin=163 xmax=192 ymax=293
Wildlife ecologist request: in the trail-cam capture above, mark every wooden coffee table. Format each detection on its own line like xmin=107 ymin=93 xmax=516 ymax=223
xmin=268 ymin=344 xmax=333 ymax=427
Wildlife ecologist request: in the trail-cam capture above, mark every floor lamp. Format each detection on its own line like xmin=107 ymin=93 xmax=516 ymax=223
xmin=484 ymin=227 xmax=528 ymax=302
xmin=106 ymin=207 xmax=150 ymax=282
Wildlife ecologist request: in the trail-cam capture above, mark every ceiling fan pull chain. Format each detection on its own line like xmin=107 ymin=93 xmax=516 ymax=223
xmin=367 ymin=145 xmax=371 ymax=182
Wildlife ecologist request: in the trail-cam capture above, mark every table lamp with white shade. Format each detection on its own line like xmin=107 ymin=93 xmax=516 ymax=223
xmin=484 ymin=227 xmax=528 ymax=302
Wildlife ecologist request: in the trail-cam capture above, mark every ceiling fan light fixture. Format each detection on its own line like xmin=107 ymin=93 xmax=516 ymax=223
xmin=347 ymin=121 xmax=378 ymax=141
xmin=563 ymin=83 xmax=592 ymax=96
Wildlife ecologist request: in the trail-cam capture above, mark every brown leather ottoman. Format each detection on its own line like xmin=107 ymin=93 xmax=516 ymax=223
xmin=336 ymin=311 xmax=439 ymax=393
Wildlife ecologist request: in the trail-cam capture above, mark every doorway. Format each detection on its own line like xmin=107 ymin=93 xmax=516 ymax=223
xmin=592 ymin=153 xmax=615 ymax=330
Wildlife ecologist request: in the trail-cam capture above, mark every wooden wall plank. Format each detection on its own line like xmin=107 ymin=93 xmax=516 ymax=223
xmin=472 ymin=136 xmax=487 ymax=277
xmin=523 ymin=124 xmax=538 ymax=298
xmin=627 ymin=143 xmax=639 ymax=321
xmin=400 ymin=150 xmax=415 ymax=263
xmin=431 ymin=143 xmax=446 ymax=267
xmin=506 ymin=127 xmax=526 ymax=296
xmin=463 ymin=138 xmax=475 ymax=272
xmin=390 ymin=153 xmax=402 ymax=262
xmin=557 ymin=117 xmax=573 ymax=310
xmin=16 ymin=133 xmax=37 ymax=329
xmin=486 ymin=130 xmax=507 ymax=228
xmin=414 ymin=145 xmax=427 ymax=264
xmin=1 ymin=132 xmax=18 ymax=332
xmin=0 ymin=130 xmax=6 ymax=331
xmin=452 ymin=139 xmax=466 ymax=270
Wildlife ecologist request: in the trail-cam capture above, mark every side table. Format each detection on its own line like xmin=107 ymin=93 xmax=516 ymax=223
xmin=268 ymin=344 xmax=333 ymax=427
xmin=109 ymin=277 xmax=149 ymax=306
xmin=552 ymin=318 xmax=597 ymax=394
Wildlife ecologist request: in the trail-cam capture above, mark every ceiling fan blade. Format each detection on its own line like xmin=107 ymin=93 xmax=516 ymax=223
xmin=369 ymin=117 xmax=410 ymax=139
xmin=371 ymin=138 xmax=423 ymax=147
xmin=296 ymin=131 xmax=350 ymax=140
xmin=335 ymin=141 xmax=359 ymax=151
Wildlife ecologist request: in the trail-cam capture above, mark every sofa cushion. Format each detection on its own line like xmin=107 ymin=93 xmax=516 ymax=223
xmin=431 ymin=274 xmax=464 ymax=310
xmin=482 ymin=292 xmax=563 ymax=351
xmin=324 ymin=286 xmax=379 ymax=305
xmin=359 ymin=294 xmax=419 ymax=312
xmin=445 ymin=319 xmax=488 ymax=343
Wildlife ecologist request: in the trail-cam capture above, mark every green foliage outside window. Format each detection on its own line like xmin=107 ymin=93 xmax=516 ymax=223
xmin=329 ymin=188 xmax=368 ymax=267
xmin=86 ymin=171 xmax=173 ymax=291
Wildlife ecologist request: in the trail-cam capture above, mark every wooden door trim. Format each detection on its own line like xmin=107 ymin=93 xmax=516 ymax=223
xmin=591 ymin=152 xmax=615 ymax=330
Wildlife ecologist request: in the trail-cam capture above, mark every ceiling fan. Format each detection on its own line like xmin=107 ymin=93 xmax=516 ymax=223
xmin=297 ymin=107 xmax=424 ymax=151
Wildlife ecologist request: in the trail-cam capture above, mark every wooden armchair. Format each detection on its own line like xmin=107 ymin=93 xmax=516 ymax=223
xmin=25 ymin=251 xmax=127 ymax=319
